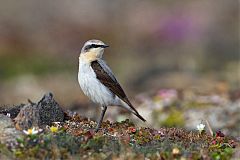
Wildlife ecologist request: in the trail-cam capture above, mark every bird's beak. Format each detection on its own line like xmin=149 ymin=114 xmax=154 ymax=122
xmin=102 ymin=45 xmax=109 ymax=48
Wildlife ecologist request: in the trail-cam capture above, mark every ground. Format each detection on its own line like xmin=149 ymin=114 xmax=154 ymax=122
xmin=0 ymin=93 xmax=239 ymax=160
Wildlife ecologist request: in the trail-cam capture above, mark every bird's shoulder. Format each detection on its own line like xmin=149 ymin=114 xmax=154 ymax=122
xmin=91 ymin=59 xmax=127 ymax=99
xmin=91 ymin=59 xmax=117 ymax=82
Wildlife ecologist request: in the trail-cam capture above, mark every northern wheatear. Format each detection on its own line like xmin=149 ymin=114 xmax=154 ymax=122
xmin=78 ymin=39 xmax=146 ymax=131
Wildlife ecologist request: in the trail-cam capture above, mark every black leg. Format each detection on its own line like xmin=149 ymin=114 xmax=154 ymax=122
xmin=95 ymin=105 xmax=107 ymax=132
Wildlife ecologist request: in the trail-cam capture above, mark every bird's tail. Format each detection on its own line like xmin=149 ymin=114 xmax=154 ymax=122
xmin=120 ymin=99 xmax=146 ymax=122
xmin=133 ymin=112 xmax=146 ymax=122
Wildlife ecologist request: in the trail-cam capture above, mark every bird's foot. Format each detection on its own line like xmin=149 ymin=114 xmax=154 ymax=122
xmin=94 ymin=127 xmax=100 ymax=133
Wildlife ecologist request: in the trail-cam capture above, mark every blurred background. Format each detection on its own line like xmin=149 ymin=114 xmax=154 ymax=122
xmin=0 ymin=0 xmax=239 ymax=134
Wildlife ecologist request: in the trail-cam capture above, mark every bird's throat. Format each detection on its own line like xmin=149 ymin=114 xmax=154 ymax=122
xmin=80 ymin=51 xmax=99 ymax=63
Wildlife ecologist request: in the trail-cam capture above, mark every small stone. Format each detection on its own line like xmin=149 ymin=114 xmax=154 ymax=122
xmin=0 ymin=114 xmax=22 ymax=146
xmin=14 ymin=103 xmax=40 ymax=130
xmin=14 ymin=93 xmax=65 ymax=130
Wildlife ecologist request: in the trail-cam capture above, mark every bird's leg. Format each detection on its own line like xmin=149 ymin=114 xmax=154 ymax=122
xmin=95 ymin=105 xmax=107 ymax=132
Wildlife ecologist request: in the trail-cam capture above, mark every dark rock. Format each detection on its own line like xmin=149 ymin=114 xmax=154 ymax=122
xmin=0 ymin=104 xmax=24 ymax=119
xmin=37 ymin=92 xmax=65 ymax=126
xmin=14 ymin=93 xmax=65 ymax=130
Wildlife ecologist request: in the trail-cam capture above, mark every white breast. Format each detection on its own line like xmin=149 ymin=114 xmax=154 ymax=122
xmin=78 ymin=58 xmax=118 ymax=106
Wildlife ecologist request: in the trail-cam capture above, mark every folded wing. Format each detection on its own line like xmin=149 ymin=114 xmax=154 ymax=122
xmin=91 ymin=60 xmax=146 ymax=122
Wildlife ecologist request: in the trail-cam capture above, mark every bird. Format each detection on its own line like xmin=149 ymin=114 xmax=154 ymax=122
xmin=78 ymin=39 xmax=146 ymax=131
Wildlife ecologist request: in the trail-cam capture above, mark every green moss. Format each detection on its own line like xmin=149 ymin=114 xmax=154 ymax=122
xmin=211 ymin=148 xmax=234 ymax=160
xmin=161 ymin=109 xmax=185 ymax=127
xmin=83 ymin=136 xmax=105 ymax=152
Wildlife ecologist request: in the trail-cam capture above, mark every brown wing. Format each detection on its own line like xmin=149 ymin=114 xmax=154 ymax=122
xmin=91 ymin=60 xmax=146 ymax=122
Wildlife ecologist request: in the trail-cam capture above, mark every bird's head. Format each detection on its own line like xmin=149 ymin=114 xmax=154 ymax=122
xmin=80 ymin=40 xmax=109 ymax=59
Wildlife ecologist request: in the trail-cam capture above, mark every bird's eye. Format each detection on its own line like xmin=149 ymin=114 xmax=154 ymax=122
xmin=91 ymin=44 xmax=98 ymax=48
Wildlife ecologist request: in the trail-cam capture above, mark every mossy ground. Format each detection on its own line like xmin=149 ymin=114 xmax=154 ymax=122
xmin=0 ymin=114 xmax=238 ymax=160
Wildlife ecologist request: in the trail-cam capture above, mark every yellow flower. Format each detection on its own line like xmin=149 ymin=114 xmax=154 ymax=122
xmin=50 ymin=126 xmax=58 ymax=133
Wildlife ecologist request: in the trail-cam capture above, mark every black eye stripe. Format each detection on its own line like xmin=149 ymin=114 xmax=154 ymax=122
xmin=84 ymin=44 xmax=104 ymax=51
xmin=91 ymin=44 xmax=103 ymax=48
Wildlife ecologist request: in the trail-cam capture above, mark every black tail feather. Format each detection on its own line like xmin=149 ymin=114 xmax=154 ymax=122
xmin=134 ymin=112 xmax=146 ymax=122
